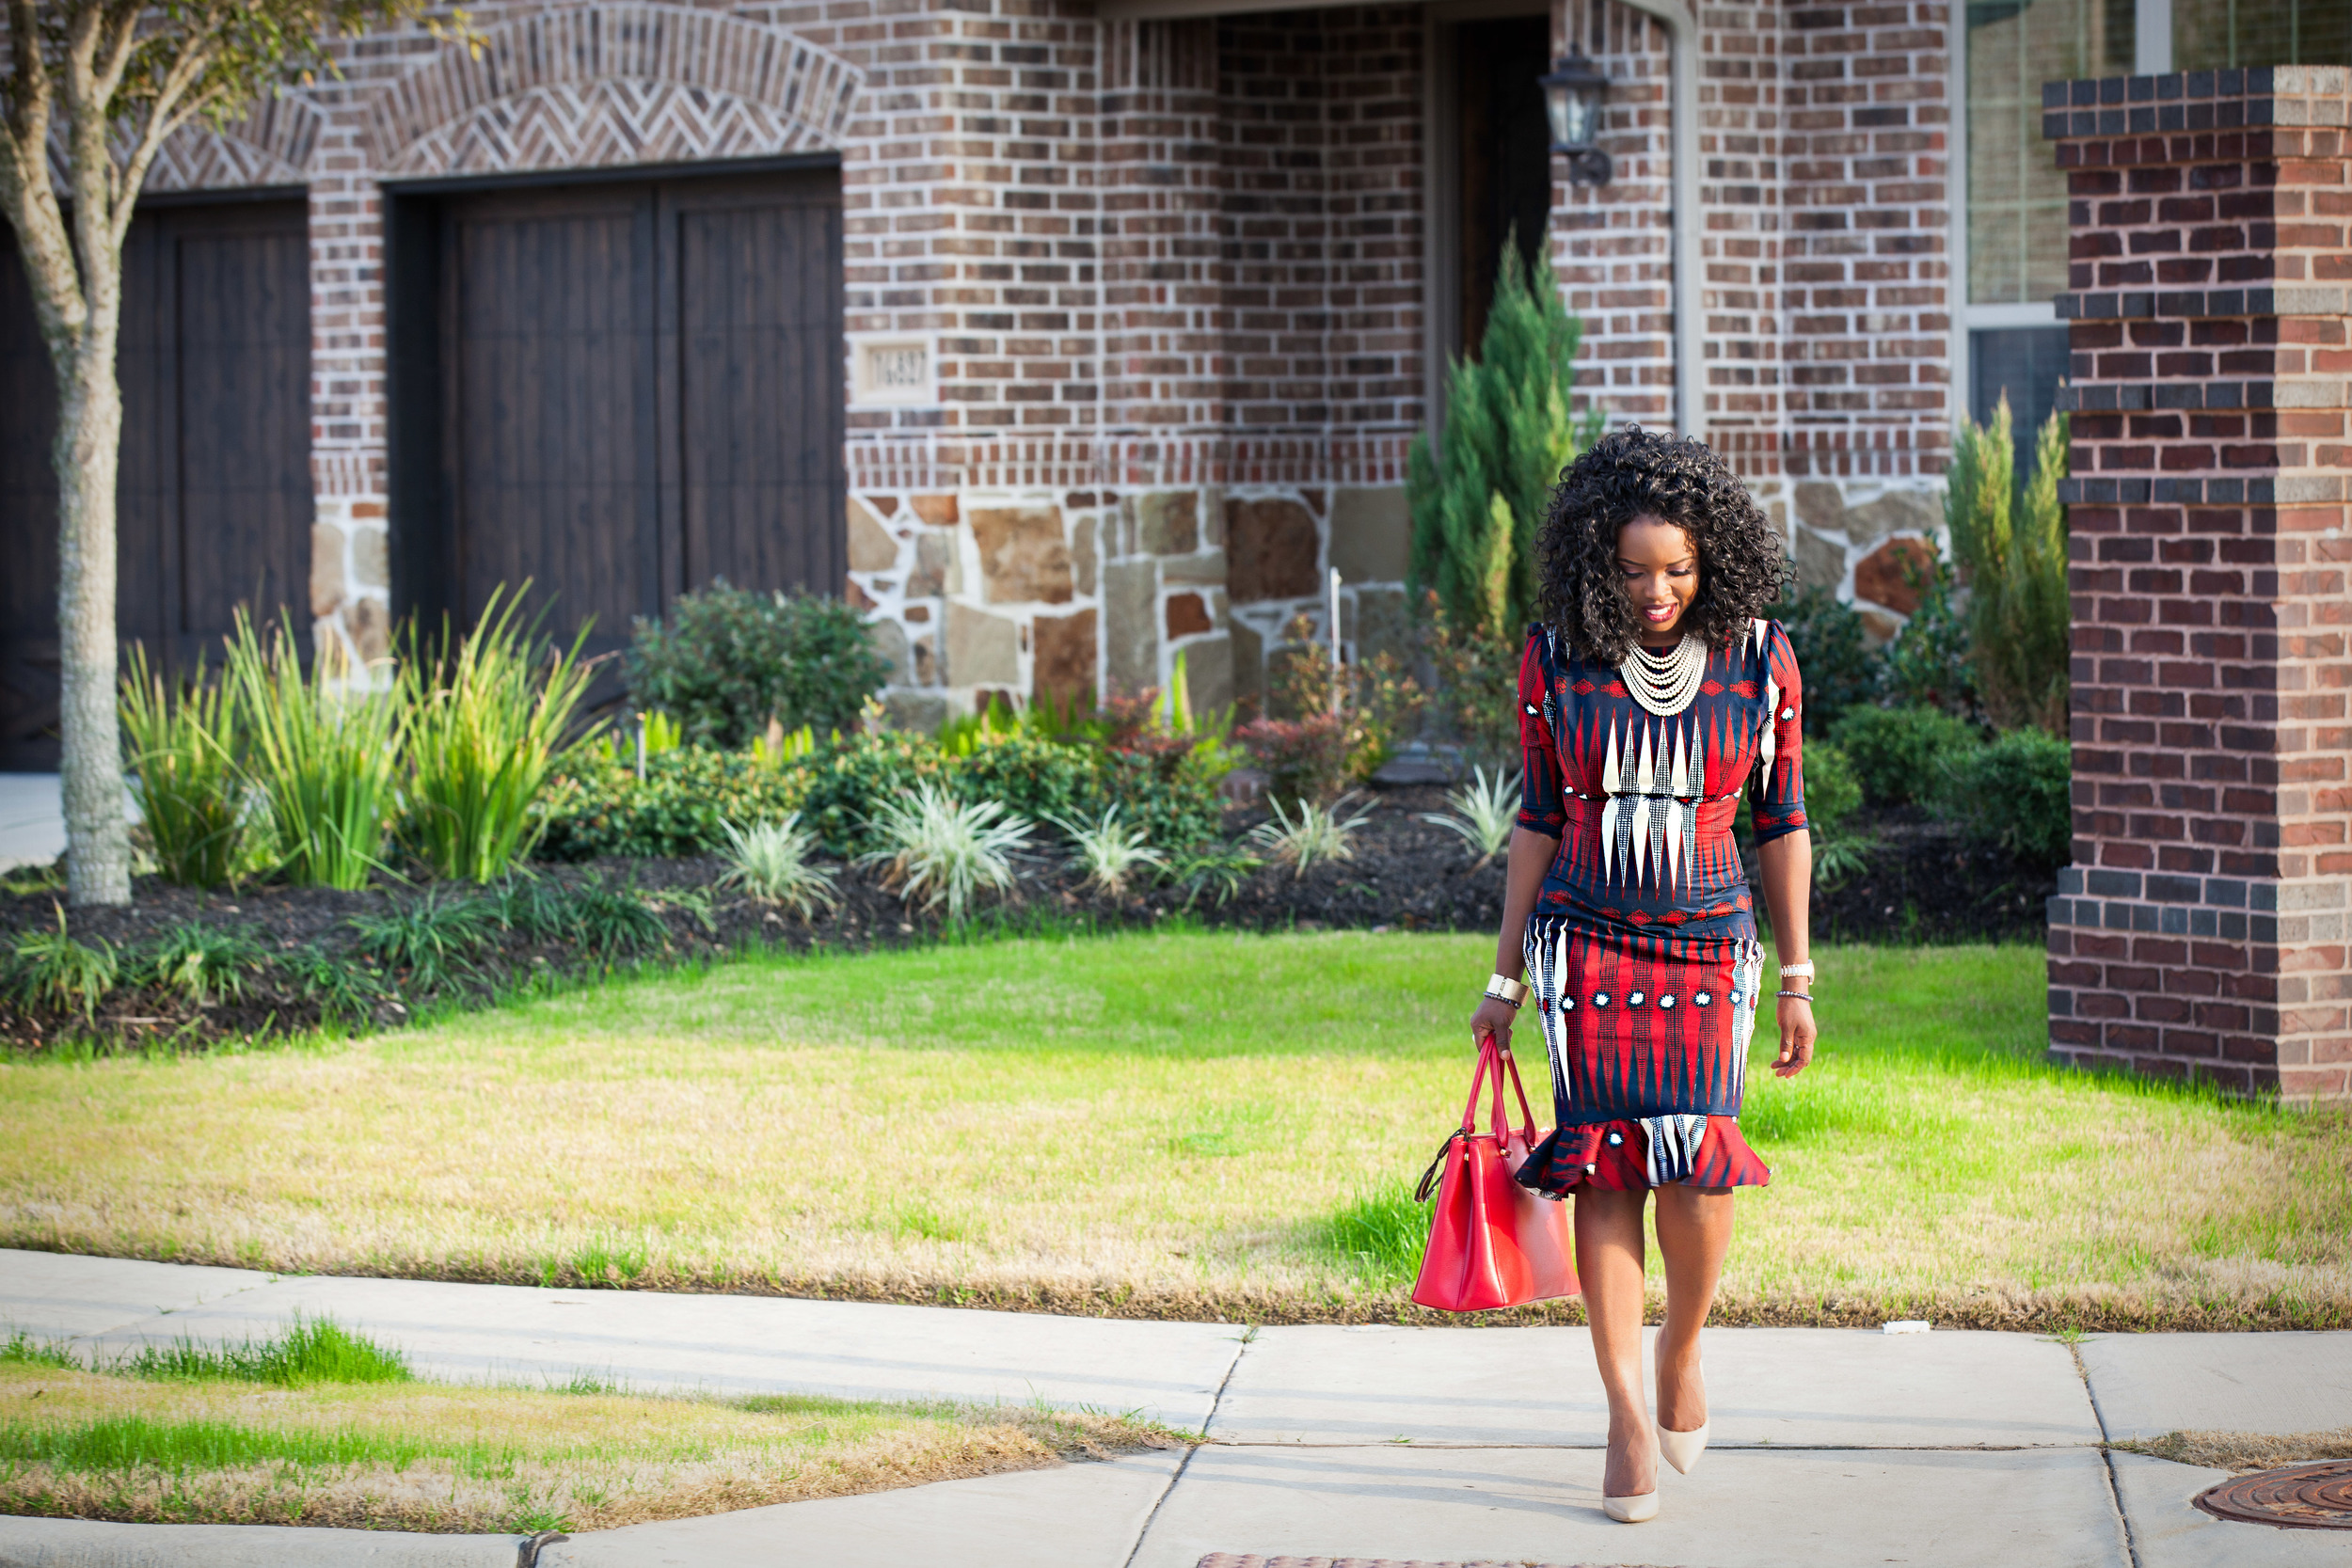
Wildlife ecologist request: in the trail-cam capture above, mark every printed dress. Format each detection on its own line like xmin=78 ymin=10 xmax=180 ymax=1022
xmin=1511 ymin=617 xmax=1806 ymax=1195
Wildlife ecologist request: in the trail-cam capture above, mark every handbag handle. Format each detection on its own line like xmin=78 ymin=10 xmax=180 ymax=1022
xmin=1458 ymin=1035 xmax=1511 ymax=1140
xmin=1493 ymin=1042 xmax=1540 ymax=1145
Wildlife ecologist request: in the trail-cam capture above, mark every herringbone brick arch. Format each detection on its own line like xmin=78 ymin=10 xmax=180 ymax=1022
xmin=368 ymin=4 xmax=862 ymax=175
xmin=46 ymin=96 xmax=323 ymax=193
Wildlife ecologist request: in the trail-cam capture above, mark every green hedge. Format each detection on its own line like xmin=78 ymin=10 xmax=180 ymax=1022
xmin=1932 ymin=726 xmax=2073 ymax=870
xmin=537 ymin=732 xmax=1224 ymax=861
xmin=1830 ymin=705 xmax=1984 ymax=807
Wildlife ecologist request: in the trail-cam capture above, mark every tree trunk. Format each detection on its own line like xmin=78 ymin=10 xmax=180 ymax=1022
xmin=55 ymin=303 xmax=132 ymax=907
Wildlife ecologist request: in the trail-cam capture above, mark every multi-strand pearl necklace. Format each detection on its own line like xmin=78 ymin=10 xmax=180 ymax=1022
xmin=1619 ymin=632 xmax=1708 ymax=717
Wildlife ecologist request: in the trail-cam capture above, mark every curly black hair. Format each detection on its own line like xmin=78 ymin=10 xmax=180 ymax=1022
xmin=1534 ymin=426 xmax=1788 ymax=664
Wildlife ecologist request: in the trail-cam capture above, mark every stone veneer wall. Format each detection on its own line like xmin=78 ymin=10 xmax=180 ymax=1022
xmin=2042 ymin=66 xmax=2352 ymax=1104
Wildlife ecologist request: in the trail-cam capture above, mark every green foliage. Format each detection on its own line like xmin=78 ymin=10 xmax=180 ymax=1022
xmin=116 ymin=1316 xmax=412 ymax=1388
xmin=1800 ymin=740 xmax=1863 ymax=837
xmin=1265 ymin=612 xmax=1428 ymax=784
xmin=716 ymin=816 xmax=839 ymax=917
xmin=779 ymin=735 xmax=951 ymax=855
xmin=1419 ymin=591 xmax=1523 ymax=774
xmin=537 ymin=747 xmax=822 ymax=861
xmin=1246 ymin=793 xmax=1374 ymax=878
xmin=1882 ymin=550 xmax=1978 ymax=717
xmin=284 ymin=946 xmax=393 ymax=1027
xmin=0 ymin=1332 xmax=76 ymax=1370
xmin=118 ymin=647 xmax=246 ymax=889
xmin=0 ymin=1415 xmax=414 ymax=1474
xmin=1773 ymin=584 xmax=1881 ymax=734
xmin=134 ymin=922 xmax=265 ymax=1008
xmin=1048 ymin=805 xmax=1166 ymax=897
xmin=226 ymin=614 xmax=405 ymax=890
xmin=857 ymin=784 xmax=1034 ymax=922
xmin=398 ymin=588 xmax=600 ymax=884
xmin=1931 ymin=726 xmax=2074 ymax=870
xmin=1162 ymin=846 xmax=1263 ymax=910
xmin=1418 ymin=765 xmax=1520 ymax=863
xmin=1831 ymin=705 xmax=1986 ymax=808
xmin=1407 ymin=242 xmax=1604 ymax=641
xmin=347 ymin=888 xmax=498 ymax=993
xmin=1947 ymin=398 xmax=2072 ymax=733
xmin=626 ymin=581 xmax=889 ymax=749
xmin=564 ymin=878 xmax=669 ymax=962
xmin=7 ymin=912 xmax=118 ymax=1022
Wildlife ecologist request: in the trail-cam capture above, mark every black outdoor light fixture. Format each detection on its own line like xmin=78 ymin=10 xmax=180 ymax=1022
xmin=1540 ymin=47 xmax=1613 ymax=185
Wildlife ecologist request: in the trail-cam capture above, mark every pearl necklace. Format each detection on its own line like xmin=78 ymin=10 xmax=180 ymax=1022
xmin=1619 ymin=632 xmax=1708 ymax=717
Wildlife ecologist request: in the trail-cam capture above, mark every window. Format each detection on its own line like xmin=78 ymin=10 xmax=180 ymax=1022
xmin=2173 ymin=0 xmax=2352 ymax=69
xmin=1952 ymin=0 xmax=2349 ymax=439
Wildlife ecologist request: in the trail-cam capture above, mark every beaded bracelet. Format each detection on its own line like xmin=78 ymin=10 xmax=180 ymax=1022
xmin=1775 ymin=989 xmax=1814 ymax=1001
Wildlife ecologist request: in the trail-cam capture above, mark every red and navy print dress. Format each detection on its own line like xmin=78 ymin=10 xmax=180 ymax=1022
xmin=1512 ymin=617 xmax=1806 ymax=1195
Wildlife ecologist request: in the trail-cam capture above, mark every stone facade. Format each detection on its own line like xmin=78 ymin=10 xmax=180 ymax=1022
xmin=2041 ymin=67 xmax=2352 ymax=1104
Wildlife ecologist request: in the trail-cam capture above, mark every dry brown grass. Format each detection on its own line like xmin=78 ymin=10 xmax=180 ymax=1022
xmin=0 ymin=1362 xmax=1179 ymax=1532
xmin=3 ymin=934 xmax=2346 ymax=1329
xmin=2117 ymin=1428 xmax=2352 ymax=1472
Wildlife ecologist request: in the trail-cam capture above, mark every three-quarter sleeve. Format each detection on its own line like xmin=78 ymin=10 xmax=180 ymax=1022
xmin=1517 ymin=629 xmax=1566 ymax=837
xmin=1746 ymin=620 xmax=1807 ymax=842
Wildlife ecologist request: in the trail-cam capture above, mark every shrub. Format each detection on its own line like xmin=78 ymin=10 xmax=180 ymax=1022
xmin=1407 ymin=242 xmax=1603 ymax=641
xmin=227 ymin=614 xmax=405 ymax=890
xmin=1420 ymin=591 xmax=1522 ymax=774
xmin=1418 ymin=765 xmax=1519 ymax=864
xmin=716 ymin=816 xmax=839 ymax=917
xmin=537 ymin=748 xmax=819 ymax=861
xmin=1800 ymin=741 xmax=1863 ymax=837
xmin=1773 ymin=584 xmax=1879 ymax=734
xmin=1931 ymin=726 xmax=2074 ymax=869
xmin=1099 ymin=747 xmax=1224 ymax=855
xmin=1831 ymin=705 xmax=1984 ymax=808
xmin=1266 ymin=613 xmax=1429 ymax=784
xmin=1246 ymin=793 xmax=1375 ymax=878
xmin=858 ymin=784 xmax=1034 ymax=922
xmin=627 ymin=581 xmax=888 ymax=749
xmin=950 ymin=732 xmax=1105 ymax=828
xmin=398 ymin=590 xmax=600 ymax=884
xmin=1948 ymin=397 xmax=2070 ymax=732
xmin=1233 ymin=714 xmax=1347 ymax=805
xmin=777 ymin=735 xmax=947 ymax=854
xmin=1882 ymin=550 xmax=1978 ymax=718
xmin=119 ymin=647 xmax=245 ymax=889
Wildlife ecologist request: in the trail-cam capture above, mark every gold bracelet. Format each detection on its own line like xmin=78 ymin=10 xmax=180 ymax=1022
xmin=1485 ymin=974 xmax=1530 ymax=1007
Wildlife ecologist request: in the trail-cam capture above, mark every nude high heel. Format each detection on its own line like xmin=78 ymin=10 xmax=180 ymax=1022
xmin=1654 ymin=1336 xmax=1710 ymax=1476
xmin=1602 ymin=1427 xmax=1661 ymax=1522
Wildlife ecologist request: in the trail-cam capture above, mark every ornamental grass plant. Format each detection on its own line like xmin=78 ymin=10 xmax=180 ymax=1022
xmin=857 ymin=784 xmax=1034 ymax=923
xmin=715 ymin=816 xmax=838 ymax=918
xmin=1247 ymin=794 xmax=1375 ymax=878
xmin=117 ymin=647 xmax=246 ymax=889
xmin=1418 ymin=766 xmax=1521 ymax=865
xmin=398 ymin=588 xmax=599 ymax=884
xmin=225 ymin=614 xmax=404 ymax=891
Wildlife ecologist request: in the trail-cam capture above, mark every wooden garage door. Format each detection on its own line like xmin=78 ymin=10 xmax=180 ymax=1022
xmin=399 ymin=166 xmax=845 ymax=673
xmin=0 ymin=198 xmax=311 ymax=771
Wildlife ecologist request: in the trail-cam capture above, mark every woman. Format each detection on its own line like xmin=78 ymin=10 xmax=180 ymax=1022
xmin=1470 ymin=427 xmax=1817 ymax=1523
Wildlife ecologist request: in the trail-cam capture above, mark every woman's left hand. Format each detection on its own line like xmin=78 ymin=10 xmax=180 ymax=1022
xmin=1772 ymin=994 xmax=1816 ymax=1078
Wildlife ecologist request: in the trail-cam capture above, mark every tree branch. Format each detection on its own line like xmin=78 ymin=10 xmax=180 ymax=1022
xmin=111 ymin=40 xmax=221 ymax=249
xmin=0 ymin=3 xmax=84 ymax=353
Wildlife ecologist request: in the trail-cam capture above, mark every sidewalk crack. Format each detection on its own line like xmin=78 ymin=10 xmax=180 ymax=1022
xmin=1120 ymin=1323 xmax=1252 ymax=1568
xmin=2069 ymin=1339 xmax=2139 ymax=1568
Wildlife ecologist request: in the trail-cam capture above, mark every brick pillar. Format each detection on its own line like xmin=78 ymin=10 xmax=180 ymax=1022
xmin=2043 ymin=66 xmax=2352 ymax=1105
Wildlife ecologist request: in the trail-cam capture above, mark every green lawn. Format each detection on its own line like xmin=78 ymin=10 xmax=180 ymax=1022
xmin=2 ymin=930 xmax=2344 ymax=1327
xmin=0 ymin=1323 xmax=1168 ymax=1532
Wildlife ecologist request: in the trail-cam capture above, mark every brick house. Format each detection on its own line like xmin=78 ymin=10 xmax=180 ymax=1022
xmin=0 ymin=3 xmax=2344 ymax=1094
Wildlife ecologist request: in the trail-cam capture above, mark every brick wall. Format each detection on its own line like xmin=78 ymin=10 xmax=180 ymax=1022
xmin=2042 ymin=65 xmax=2352 ymax=1104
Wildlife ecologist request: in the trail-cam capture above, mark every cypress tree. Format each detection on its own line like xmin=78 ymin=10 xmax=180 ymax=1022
xmin=1407 ymin=240 xmax=1602 ymax=641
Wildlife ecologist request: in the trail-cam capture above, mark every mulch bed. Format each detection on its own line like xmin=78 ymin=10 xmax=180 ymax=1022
xmin=0 ymin=786 xmax=2049 ymax=1053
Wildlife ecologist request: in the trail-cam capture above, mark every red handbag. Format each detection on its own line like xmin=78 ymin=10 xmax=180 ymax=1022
xmin=1410 ymin=1037 xmax=1581 ymax=1312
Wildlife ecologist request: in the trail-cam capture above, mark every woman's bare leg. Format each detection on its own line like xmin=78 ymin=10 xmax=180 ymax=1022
xmin=1650 ymin=1184 xmax=1736 ymax=1433
xmin=1574 ymin=1187 xmax=1656 ymax=1497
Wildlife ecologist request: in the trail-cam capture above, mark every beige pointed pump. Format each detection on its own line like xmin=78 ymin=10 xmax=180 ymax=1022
xmin=1602 ymin=1424 xmax=1661 ymax=1522
xmin=1655 ymin=1337 xmax=1710 ymax=1475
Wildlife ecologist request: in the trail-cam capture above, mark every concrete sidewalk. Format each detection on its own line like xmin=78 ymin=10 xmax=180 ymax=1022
xmin=2 ymin=1250 xmax=2346 ymax=1568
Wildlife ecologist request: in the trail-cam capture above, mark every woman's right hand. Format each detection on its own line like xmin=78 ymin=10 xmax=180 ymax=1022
xmin=1470 ymin=994 xmax=1521 ymax=1053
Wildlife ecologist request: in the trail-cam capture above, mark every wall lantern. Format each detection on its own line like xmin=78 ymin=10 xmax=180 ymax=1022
xmin=1540 ymin=48 xmax=1613 ymax=185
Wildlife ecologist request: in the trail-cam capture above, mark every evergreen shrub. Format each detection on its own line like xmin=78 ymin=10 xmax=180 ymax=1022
xmin=1800 ymin=741 xmax=1863 ymax=836
xmin=1773 ymin=585 xmax=1879 ymax=734
xmin=1931 ymin=726 xmax=2073 ymax=869
xmin=1947 ymin=397 xmax=2071 ymax=732
xmin=1830 ymin=705 xmax=1985 ymax=808
xmin=627 ymin=581 xmax=889 ymax=748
